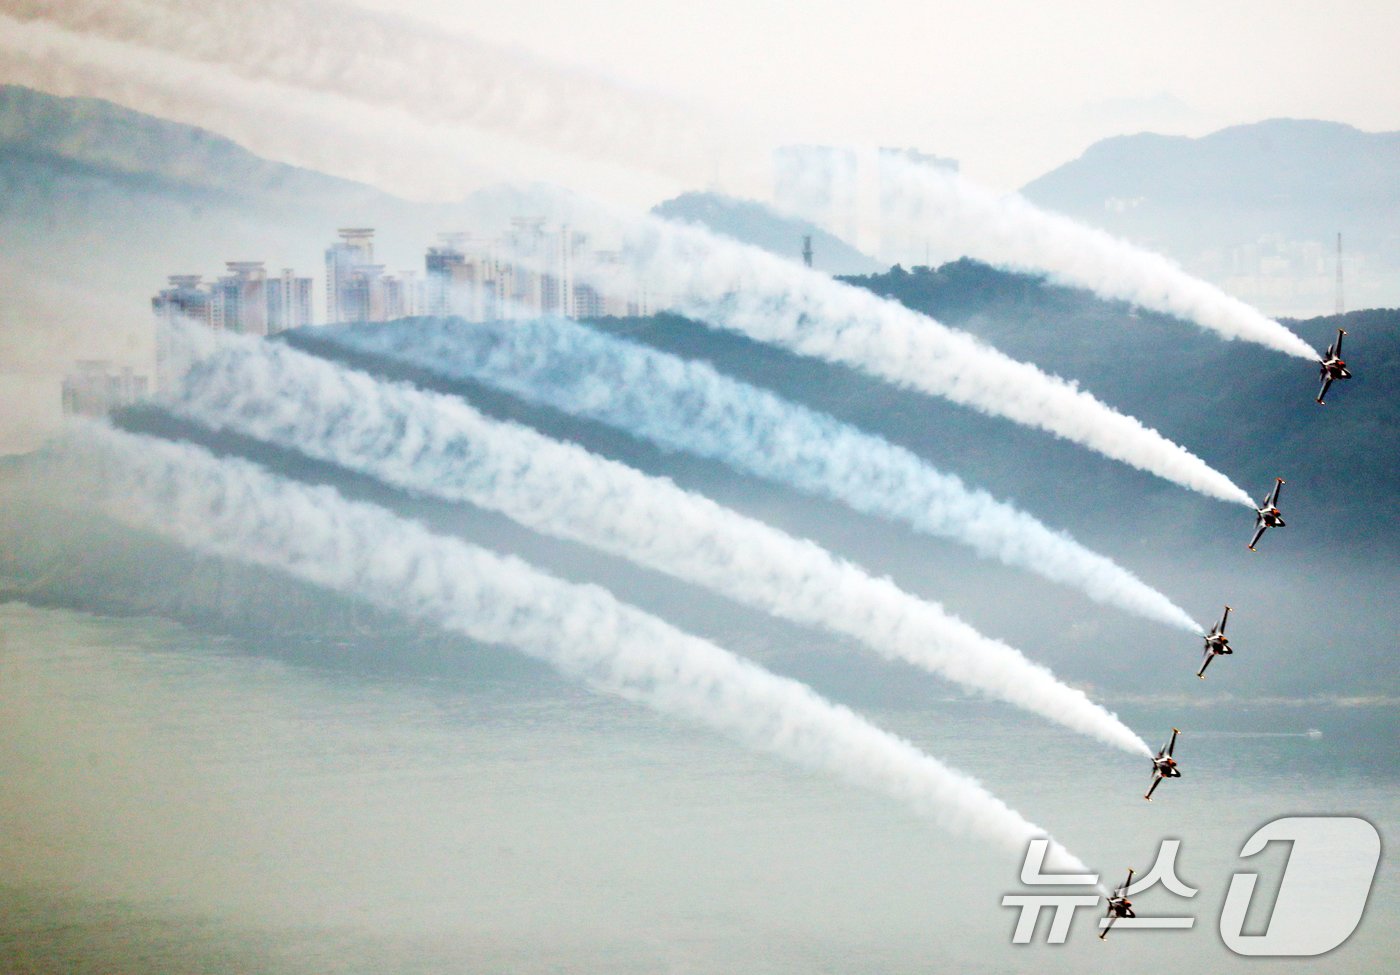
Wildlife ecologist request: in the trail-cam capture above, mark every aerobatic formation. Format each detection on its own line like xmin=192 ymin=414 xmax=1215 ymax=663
xmin=1090 ymin=260 xmax=1356 ymax=920
xmin=77 ymin=215 xmax=1348 ymax=940
xmin=0 ymin=0 xmax=1369 ymax=952
xmin=2 ymin=30 xmax=1351 ymax=922
xmin=70 ymin=227 xmax=1346 ymax=941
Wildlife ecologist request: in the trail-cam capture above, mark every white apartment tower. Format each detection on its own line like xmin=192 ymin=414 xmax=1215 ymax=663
xmin=773 ymin=145 xmax=860 ymax=245
xmin=267 ymin=267 xmax=314 ymax=333
xmin=325 ymin=228 xmax=375 ymax=324
xmin=211 ymin=261 xmax=269 ymax=336
xmin=877 ymin=147 xmax=959 ymax=267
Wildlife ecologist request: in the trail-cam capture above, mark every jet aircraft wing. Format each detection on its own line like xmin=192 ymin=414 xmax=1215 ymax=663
xmin=1248 ymin=523 xmax=1267 ymax=551
xmin=1318 ymin=375 xmax=1334 ymax=405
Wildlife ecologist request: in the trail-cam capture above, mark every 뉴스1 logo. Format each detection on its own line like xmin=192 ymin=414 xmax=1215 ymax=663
xmin=1002 ymin=816 xmax=1381 ymax=955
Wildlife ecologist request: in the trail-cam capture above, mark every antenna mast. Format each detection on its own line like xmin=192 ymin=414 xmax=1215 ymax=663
xmin=1335 ymin=232 xmax=1345 ymax=316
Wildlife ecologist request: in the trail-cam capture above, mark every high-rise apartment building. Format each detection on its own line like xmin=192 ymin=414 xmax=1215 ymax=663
xmin=324 ymin=229 xmax=418 ymax=324
xmin=877 ymin=147 xmax=959 ymax=267
xmin=325 ymin=228 xmax=375 ymax=324
xmin=773 ymin=145 xmax=860 ymax=245
xmin=62 ymin=361 xmax=149 ymax=417
xmin=266 ymin=267 xmax=314 ymax=333
xmin=424 ymin=231 xmax=539 ymax=322
xmin=151 ymin=274 xmax=213 ymax=326
xmin=425 ymin=236 xmax=469 ymax=317
xmin=211 ymin=261 xmax=269 ymax=335
xmin=152 ymin=265 xmax=311 ymax=338
xmin=381 ymin=270 xmax=418 ymax=321
xmin=154 ymin=220 xmax=656 ymax=349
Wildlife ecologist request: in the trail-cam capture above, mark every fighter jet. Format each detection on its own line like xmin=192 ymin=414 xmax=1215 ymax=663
xmin=1198 ymin=606 xmax=1233 ymax=679
xmin=1144 ymin=729 xmax=1181 ymax=801
xmin=1316 ymin=328 xmax=1352 ymax=405
xmin=1098 ymin=868 xmax=1136 ymax=940
xmin=1248 ymin=478 xmax=1286 ymax=551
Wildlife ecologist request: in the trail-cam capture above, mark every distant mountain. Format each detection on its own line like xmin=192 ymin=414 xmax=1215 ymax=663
xmin=0 ymin=89 xmax=890 ymax=451
xmin=1021 ymin=119 xmax=1400 ymax=314
xmin=651 ymin=191 xmax=883 ymax=276
xmin=0 ymin=81 xmax=1394 ymax=696
xmin=836 ymin=261 xmax=1398 ymax=531
xmin=0 ymin=85 xmax=470 ymax=290
xmin=0 ymin=83 xmax=381 ymax=204
xmin=513 ymin=258 xmax=1396 ymax=562
xmin=0 ymin=85 xmax=481 ymax=452
xmin=250 ymin=265 xmax=1396 ymax=697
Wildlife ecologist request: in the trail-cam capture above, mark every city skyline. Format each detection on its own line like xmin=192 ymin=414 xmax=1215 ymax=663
xmin=150 ymin=222 xmax=659 ymax=338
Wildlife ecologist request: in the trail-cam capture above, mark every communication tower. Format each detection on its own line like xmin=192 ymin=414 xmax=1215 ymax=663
xmin=1335 ymin=232 xmax=1345 ymax=316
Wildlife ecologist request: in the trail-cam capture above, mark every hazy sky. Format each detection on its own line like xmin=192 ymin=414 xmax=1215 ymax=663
xmin=353 ymin=0 xmax=1400 ymax=189
xmin=5 ymin=1 xmax=1399 ymax=205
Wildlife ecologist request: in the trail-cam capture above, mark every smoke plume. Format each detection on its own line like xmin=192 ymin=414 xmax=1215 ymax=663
xmin=878 ymin=158 xmax=1318 ymax=359
xmin=6 ymin=0 xmax=1311 ymax=367
xmin=2 ymin=3 xmax=1264 ymax=508
xmin=328 ymin=315 xmax=1200 ymax=635
xmin=7 ymin=0 xmax=1312 ymax=361
xmin=162 ymin=326 xmax=1152 ymax=754
xmin=553 ymin=201 xmax=1257 ymax=507
xmin=0 ymin=0 xmax=730 ymax=192
xmin=49 ymin=421 xmax=1093 ymax=872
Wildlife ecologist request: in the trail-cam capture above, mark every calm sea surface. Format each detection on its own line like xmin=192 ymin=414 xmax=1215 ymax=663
xmin=2 ymin=602 xmax=1394 ymax=973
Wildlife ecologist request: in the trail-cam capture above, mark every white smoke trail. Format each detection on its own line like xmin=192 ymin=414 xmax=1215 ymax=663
xmin=878 ymin=159 xmax=1318 ymax=359
xmin=551 ymin=200 xmax=1258 ymax=507
xmin=0 ymin=0 xmax=733 ymax=192
xmin=162 ymin=325 xmax=1152 ymax=754
xmin=53 ymin=421 xmax=1093 ymax=872
xmin=1 ymin=5 xmax=1258 ymax=505
xmin=326 ymin=314 xmax=1200 ymax=635
xmin=9 ymin=0 xmax=1314 ymax=361
xmin=0 ymin=12 xmax=508 ymax=201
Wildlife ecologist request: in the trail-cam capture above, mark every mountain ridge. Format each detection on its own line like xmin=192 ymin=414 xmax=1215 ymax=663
xmin=0 ymin=83 xmax=383 ymax=203
xmin=1020 ymin=117 xmax=1400 ymax=312
xmin=651 ymin=191 xmax=882 ymax=275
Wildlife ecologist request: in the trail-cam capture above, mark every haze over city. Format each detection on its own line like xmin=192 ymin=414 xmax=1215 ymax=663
xmin=0 ymin=3 xmax=1395 ymax=973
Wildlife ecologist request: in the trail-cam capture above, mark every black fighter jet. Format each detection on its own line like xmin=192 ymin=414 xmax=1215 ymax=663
xmin=1198 ymin=606 xmax=1234 ymax=679
xmin=1144 ymin=729 xmax=1181 ymax=801
xmin=1099 ymin=868 xmax=1136 ymax=940
xmin=1248 ymin=478 xmax=1285 ymax=552
xmin=1316 ymin=328 xmax=1352 ymax=405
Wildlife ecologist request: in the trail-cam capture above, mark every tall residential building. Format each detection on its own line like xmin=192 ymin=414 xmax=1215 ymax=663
xmin=773 ymin=145 xmax=859 ymax=245
xmin=341 ymin=263 xmax=385 ymax=324
xmin=500 ymin=219 xmax=591 ymax=318
xmin=500 ymin=217 xmax=551 ymax=317
xmin=151 ymin=274 xmax=213 ymax=326
xmin=381 ymin=270 xmax=418 ymax=320
xmin=425 ymin=236 xmax=468 ymax=317
xmin=421 ymin=223 xmax=657 ymax=323
xmin=266 ymin=267 xmax=314 ymax=333
xmin=590 ymin=250 xmax=653 ymax=318
xmin=62 ymin=361 xmax=149 ymax=417
xmin=325 ymin=228 xmax=375 ymax=324
xmin=573 ymin=282 xmax=605 ymax=319
xmin=211 ymin=261 xmax=269 ymax=335
xmin=424 ymin=233 xmax=519 ymax=322
xmin=877 ymin=147 xmax=959 ymax=267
